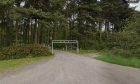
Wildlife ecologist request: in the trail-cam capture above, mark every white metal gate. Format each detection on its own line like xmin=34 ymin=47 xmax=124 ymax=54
xmin=51 ymin=40 xmax=79 ymax=54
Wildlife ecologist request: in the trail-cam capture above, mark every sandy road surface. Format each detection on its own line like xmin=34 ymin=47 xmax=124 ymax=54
xmin=0 ymin=51 xmax=140 ymax=84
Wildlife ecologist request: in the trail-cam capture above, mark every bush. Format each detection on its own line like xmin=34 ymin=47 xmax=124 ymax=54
xmin=111 ymin=49 xmax=131 ymax=57
xmin=0 ymin=44 xmax=52 ymax=60
xmin=111 ymin=48 xmax=140 ymax=58
xmin=130 ymin=49 xmax=140 ymax=58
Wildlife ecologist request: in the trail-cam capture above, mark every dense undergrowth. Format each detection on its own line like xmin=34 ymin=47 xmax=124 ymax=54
xmin=84 ymin=12 xmax=140 ymax=58
xmin=109 ymin=12 xmax=140 ymax=58
xmin=0 ymin=44 xmax=52 ymax=60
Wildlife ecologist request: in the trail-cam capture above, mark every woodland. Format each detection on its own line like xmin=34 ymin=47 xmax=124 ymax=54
xmin=0 ymin=0 xmax=140 ymax=60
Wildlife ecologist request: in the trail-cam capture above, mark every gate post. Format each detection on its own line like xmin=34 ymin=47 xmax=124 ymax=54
xmin=77 ymin=41 xmax=79 ymax=53
xmin=52 ymin=41 xmax=54 ymax=54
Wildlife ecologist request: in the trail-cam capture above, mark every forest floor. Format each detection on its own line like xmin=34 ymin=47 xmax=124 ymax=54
xmin=0 ymin=51 xmax=140 ymax=84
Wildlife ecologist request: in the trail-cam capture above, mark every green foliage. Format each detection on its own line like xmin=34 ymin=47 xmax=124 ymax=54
xmin=0 ymin=44 xmax=52 ymax=60
xmin=0 ymin=0 xmax=138 ymax=60
xmin=95 ymin=12 xmax=140 ymax=58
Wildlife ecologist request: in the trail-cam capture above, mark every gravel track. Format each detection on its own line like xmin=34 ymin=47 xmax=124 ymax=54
xmin=0 ymin=51 xmax=140 ymax=84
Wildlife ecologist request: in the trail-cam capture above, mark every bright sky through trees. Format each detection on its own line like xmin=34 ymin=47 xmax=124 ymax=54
xmin=130 ymin=2 xmax=140 ymax=10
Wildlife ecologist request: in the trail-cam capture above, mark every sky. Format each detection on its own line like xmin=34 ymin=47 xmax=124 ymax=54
xmin=130 ymin=2 xmax=140 ymax=11
xmin=20 ymin=1 xmax=140 ymax=11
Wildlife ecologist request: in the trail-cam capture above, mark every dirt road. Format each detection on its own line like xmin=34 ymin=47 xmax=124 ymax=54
xmin=0 ymin=51 xmax=140 ymax=84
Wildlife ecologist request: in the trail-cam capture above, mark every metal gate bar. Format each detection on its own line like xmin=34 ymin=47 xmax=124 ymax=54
xmin=52 ymin=40 xmax=79 ymax=54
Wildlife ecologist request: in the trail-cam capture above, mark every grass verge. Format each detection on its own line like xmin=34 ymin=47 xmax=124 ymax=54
xmin=79 ymin=50 xmax=140 ymax=68
xmin=78 ymin=50 xmax=99 ymax=54
xmin=96 ymin=54 xmax=140 ymax=68
xmin=78 ymin=49 xmax=107 ymax=55
xmin=0 ymin=56 xmax=53 ymax=75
